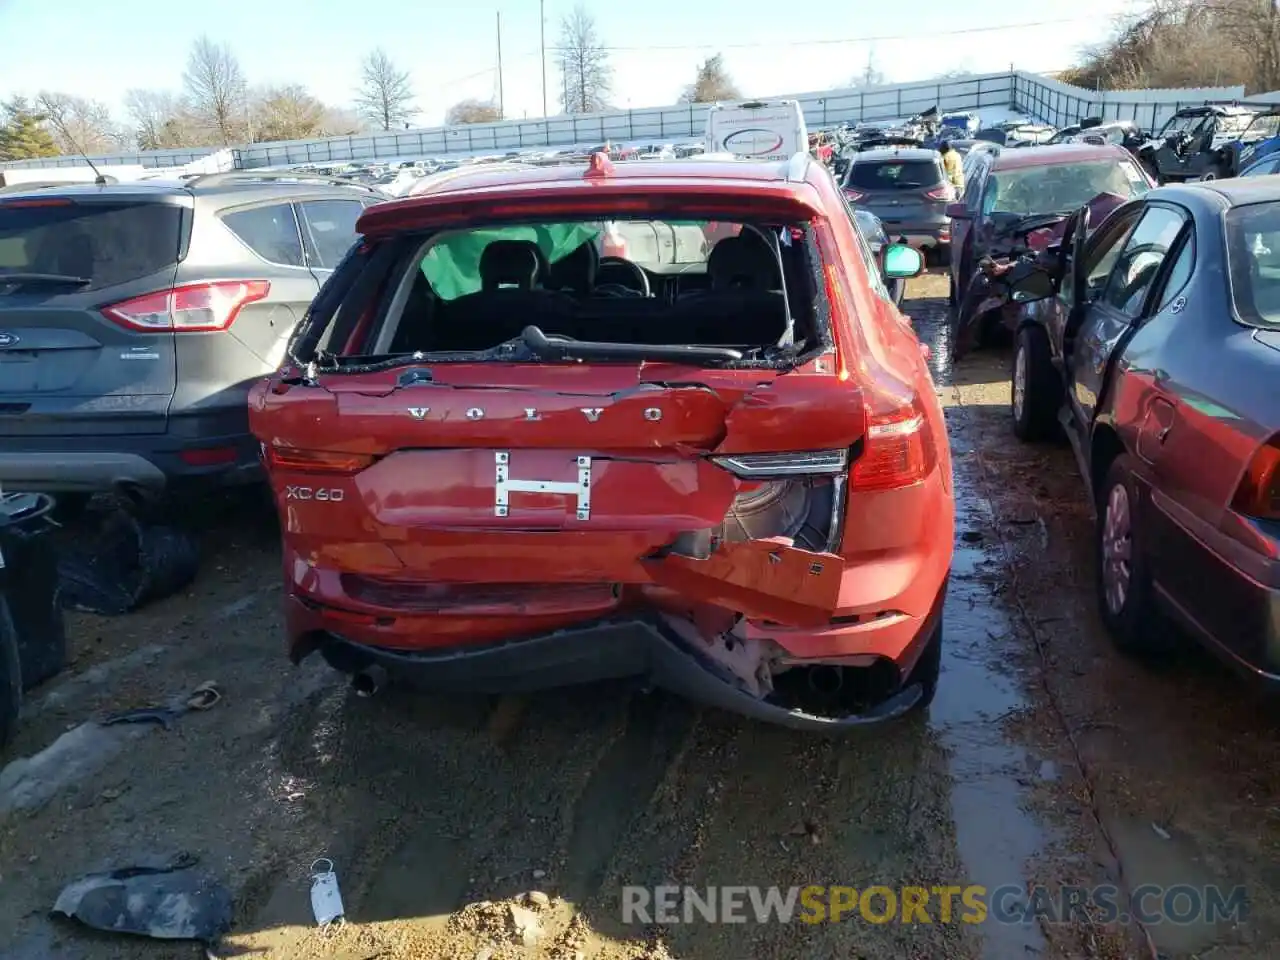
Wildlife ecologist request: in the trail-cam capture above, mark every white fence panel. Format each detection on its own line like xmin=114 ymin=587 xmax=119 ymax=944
xmin=1012 ymin=72 xmax=1247 ymax=131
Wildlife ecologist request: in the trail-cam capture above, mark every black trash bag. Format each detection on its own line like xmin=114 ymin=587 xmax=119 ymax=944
xmin=1 ymin=492 xmax=67 ymax=689
xmin=57 ymin=510 xmax=199 ymax=616
xmin=52 ymin=853 xmax=232 ymax=943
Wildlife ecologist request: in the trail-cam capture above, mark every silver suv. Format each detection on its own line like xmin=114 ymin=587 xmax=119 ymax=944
xmin=0 ymin=172 xmax=379 ymax=507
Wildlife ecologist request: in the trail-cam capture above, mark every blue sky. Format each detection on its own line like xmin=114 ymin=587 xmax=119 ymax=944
xmin=0 ymin=0 xmax=1145 ymax=126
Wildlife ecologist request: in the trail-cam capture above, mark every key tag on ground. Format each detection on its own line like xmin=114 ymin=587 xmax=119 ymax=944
xmin=310 ymin=858 xmax=345 ymax=929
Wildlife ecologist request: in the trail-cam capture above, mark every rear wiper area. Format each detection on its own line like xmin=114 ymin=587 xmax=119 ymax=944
xmin=0 ymin=272 xmax=91 ymax=290
xmin=521 ymin=326 xmax=744 ymax=364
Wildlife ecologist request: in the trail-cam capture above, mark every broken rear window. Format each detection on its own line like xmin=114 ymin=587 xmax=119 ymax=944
xmin=335 ymin=216 xmax=825 ymax=368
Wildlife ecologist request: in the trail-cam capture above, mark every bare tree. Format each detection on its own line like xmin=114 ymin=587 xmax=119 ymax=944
xmin=1212 ymin=0 xmax=1280 ymax=92
xmin=931 ymin=68 xmax=976 ymax=82
xmin=125 ymin=89 xmax=190 ymax=150
xmin=848 ymin=50 xmax=887 ymax=88
xmin=253 ymin=85 xmax=326 ymax=142
xmin=1059 ymin=0 xmax=1277 ymax=92
xmin=320 ymin=106 xmax=366 ymax=137
xmin=35 ymin=91 xmax=121 ymax=155
xmin=679 ymin=54 xmax=741 ymax=104
xmin=556 ymin=4 xmax=612 ymax=114
xmin=183 ymin=35 xmax=248 ymax=144
xmin=446 ymin=98 xmax=504 ymax=125
xmin=355 ymin=48 xmax=418 ymax=130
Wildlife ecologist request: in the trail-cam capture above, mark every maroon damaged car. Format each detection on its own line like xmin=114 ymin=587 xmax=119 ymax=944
xmin=946 ymin=143 xmax=1156 ymax=350
xmin=1005 ymin=178 xmax=1280 ymax=687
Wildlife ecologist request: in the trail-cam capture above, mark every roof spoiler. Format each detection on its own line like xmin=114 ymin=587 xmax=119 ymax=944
xmin=854 ymin=135 xmax=924 ymax=151
xmin=0 ymin=177 xmax=116 ymax=194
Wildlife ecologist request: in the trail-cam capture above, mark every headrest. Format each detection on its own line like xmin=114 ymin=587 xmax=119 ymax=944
xmin=547 ymin=240 xmax=598 ymax=293
xmin=479 ymin=240 xmax=545 ymax=290
xmin=707 ymin=233 xmax=780 ymax=291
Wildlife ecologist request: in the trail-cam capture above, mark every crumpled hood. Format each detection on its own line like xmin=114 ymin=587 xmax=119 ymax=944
xmin=1021 ymin=192 xmax=1130 ymax=253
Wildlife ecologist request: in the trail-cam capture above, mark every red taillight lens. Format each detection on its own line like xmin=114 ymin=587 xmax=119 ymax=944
xmin=850 ymin=394 xmax=936 ymax=491
xmin=264 ymin=446 xmax=376 ymax=474
xmin=0 ymin=198 xmax=73 ymax=208
xmin=843 ymin=189 xmax=866 ymax=203
xmin=1232 ymin=436 xmax=1280 ymax=520
xmin=926 ymin=185 xmax=956 ymax=201
xmin=102 ymin=280 xmax=270 ymax=333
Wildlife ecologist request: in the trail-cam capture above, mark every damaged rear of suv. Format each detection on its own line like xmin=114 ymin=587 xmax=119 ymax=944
xmin=250 ymin=153 xmax=954 ymax=730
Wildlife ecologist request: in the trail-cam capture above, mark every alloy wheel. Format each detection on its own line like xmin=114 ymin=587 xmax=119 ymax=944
xmin=1101 ymin=482 xmax=1133 ymax=616
xmin=1012 ymin=340 xmax=1027 ymax=422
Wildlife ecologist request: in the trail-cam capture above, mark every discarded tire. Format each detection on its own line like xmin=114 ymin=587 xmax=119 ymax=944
xmin=0 ymin=493 xmax=66 ymax=690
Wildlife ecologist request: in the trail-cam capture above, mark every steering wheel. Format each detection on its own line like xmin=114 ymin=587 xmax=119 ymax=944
xmin=595 ymin=257 xmax=651 ymax=298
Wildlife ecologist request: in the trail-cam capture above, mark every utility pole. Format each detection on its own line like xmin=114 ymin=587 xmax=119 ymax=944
xmin=540 ymin=0 xmax=548 ymax=117
xmin=497 ymin=11 xmax=505 ymax=118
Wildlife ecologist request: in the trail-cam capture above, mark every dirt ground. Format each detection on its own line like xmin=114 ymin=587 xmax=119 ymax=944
xmin=2 ymin=273 xmax=1277 ymax=960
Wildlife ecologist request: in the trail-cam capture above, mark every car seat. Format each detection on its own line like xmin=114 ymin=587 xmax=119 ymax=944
xmin=706 ymin=233 xmax=781 ymax=291
xmin=546 ymin=240 xmax=598 ymax=295
xmin=479 ymin=239 xmax=548 ymax=290
xmin=432 ymin=240 xmax=572 ymax=352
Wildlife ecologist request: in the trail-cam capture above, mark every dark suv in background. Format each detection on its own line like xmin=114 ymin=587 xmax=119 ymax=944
xmin=0 ymin=173 xmax=379 ymax=509
xmin=841 ymin=145 xmax=955 ymax=261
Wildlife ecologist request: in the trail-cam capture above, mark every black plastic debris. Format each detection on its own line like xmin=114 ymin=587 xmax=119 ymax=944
xmin=56 ymin=507 xmax=198 ymax=616
xmin=0 ymin=492 xmax=67 ymax=689
xmin=52 ymin=853 xmax=232 ymax=943
xmin=100 ymin=681 xmax=222 ymax=728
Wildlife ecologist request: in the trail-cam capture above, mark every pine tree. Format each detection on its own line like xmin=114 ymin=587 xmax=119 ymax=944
xmin=0 ymin=98 xmax=60 ymax=162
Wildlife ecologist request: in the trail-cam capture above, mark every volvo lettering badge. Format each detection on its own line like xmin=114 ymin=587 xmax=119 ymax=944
xmin=402 ymin=406 xmax=663 ymax=422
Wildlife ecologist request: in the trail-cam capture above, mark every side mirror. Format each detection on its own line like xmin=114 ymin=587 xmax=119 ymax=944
xmin=945 ymin=202 xmax=970 ymax=219
xmin=1008 ymin=268 xmax=1056 ymax=303
xmin=883 ymin=243 xmax=924 ymax=279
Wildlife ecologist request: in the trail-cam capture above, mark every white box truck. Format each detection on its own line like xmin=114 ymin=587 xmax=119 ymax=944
xmin=704 ymin=100 xmax=809 ymax=161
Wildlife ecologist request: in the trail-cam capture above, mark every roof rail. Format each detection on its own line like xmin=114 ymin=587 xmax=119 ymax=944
xmin=183 ymin=170 xmax=381 ymax=193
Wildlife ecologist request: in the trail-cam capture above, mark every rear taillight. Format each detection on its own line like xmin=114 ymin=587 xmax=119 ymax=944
xmin=926 ymin=185 xmax=956 ymax=201
xmin=102 ymin=280 xmax=270 ymax=333
xmin=1231 ymin=436 xmax=1280 ymax=520
xmin=264 ymin=446 xmax=376 ymax=473
xmin=843 ymin=189 xmax=866 ymax=203
xmin=816 ymin=221 xmax=935 ymax=492
xmin=850 ymin=393 xmax=936 ymax=491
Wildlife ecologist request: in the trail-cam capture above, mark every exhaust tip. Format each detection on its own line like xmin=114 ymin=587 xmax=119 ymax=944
xmin=806 ymin=665 xmax=844 ymax=696
xmin=352 ymin=664 xmax=387 ymax=698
